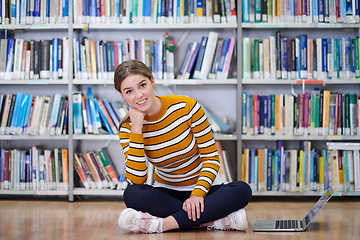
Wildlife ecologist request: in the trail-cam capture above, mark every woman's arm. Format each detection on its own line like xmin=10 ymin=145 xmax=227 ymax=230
xmin=187 ymin=98 xmax=221 ymax=198
xmin=119 ymin=122 xmax=148 ymax=184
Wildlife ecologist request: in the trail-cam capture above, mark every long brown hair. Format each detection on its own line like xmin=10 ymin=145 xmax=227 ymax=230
xmin=114 ymin=60 xmax=154 ymax=129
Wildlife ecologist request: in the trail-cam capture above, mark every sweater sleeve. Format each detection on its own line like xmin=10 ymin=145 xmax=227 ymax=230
xmin=186 ymin=98 xmax=221 ymax=198
xmin=119 ymin=123 xmax=148 ymax=184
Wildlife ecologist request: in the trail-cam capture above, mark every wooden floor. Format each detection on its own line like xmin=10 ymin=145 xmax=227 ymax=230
xmin=0 ymin=197 xmax=359 ymax=240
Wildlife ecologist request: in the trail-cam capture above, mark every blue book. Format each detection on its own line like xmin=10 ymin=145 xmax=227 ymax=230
xmin=273 ymin=150 xmax=279 ymax=191
xmin=16 ymin=94 xmax=30 ymax=134
xmin=266 ymin=149 xmax=273 ymax=191
xmin=110 ymin=100 xmax=124 ymax=121
xmin=246 ymin=92 xmax=251 ymax=133
xmin=46 ymin=0 xmax=50 ymax=20
xmin=52 ymin=38 xmax=59 ymax=79
xmin=323 ymin=150 xmax=329 ymax=190
xmin=19 ymin=151 xmax=26 ymax=190
xmin=263 ymin=95 xmax=269 ymax=134
xmin=249 ymin=149 xmax=255 ymax=187
xmin=103 ymin=99 xmax=120 ymax=128
xmin=102 ymin=41 xmax=108 ymax=75
xmin=114 ymin=0 xmax=120 ymax=19
xmin=87 ymin=87 xmax=101 ymax=132
xmin=254 ymin=0 xmax=262 ymax=22
xmin=310 ymin=150 xmax=315 ymax=191
xmin=73 ymin=92 xmax=84 ymax=134
xmin=322 ymin=38 xmax=328 ymax=79
xmin=63 ymin=0 xmax=69 ymax=20
xmin=327 ymin=38 xmax=332 ymax=79
xmin=281 ymin=38 xmax=289 ymax=79
xmin=177 ymin=42 xmax=194 ymax=79
xmin=33 ymin=0 xmax=41 ymax=21
xmin=193 ymin=36 xmax=208 ymax=79
xmin=48 ymin=94 xmax=62 ymax=135
xmin=9 ymin=93 xmax=23 ymax=134
xmin=318 ymin=0 xmax=325 ymax=22
xmin=254 ymin=155 xmax=258 ymax=191
xmin=143 ymin=0 xmax=152 ymax=23
xmin=94 ymin=100 xmax=113 ymax=134
xmin=259 ymin=95 xmax=264 ymax=134
xmin=22 ymin=94 xmax=33 ymax=134
xmin=216 ymin=38 xmax=230 ymax=79
xmin=20 ymin=0 xmax=27 ymax=24
xmin=242 ymin=92 xmax=247 ymax=134
xmin=184 ymin=42 xmax=201 ymax=80
xmin=75 ymin=39 xmax=82 ymax=79
xmin=242 ymin=0 xmax=250 ymax=22
xmin=90 ymin=0 xmax=97 ymax=21
xmin=5 ymin=38 xmax=15 ymax=79
xmin=299 ymin=35 xmax=307 ymax=79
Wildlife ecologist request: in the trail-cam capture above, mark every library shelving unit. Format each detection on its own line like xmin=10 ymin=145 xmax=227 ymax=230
xmin=238 ymin=11 xmax=360 ymax=196
xmin=0 ymin=2 xmax=241 ymax=201
xmin=0 ymin=23 xmax=73 ymax=198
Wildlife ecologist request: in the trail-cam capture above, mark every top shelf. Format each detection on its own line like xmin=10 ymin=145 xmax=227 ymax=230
xmin=73 ymin=23 xmax=238 ymax=30
xmin=242 ymin=23 xmax=360 ymax=29
xmin=0 ymin=24 xmax=71 ymax=30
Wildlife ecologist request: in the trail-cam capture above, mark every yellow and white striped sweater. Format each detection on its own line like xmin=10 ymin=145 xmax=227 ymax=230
xmin=119 ymin=95 xmax=220 ymax=198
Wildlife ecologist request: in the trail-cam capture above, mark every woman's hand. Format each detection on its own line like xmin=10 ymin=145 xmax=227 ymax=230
xmin=182 ymin=195 xmax=204 ymax=221
xmin=129 ymin=108 xmax=146 ymax=134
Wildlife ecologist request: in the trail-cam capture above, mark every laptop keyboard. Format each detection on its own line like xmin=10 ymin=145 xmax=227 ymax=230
xmin=275 ymin=220 xmax=298 ymax=229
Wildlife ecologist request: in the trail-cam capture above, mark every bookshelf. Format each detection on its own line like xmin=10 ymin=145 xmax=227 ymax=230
xmin=2 ymin=1 xmax=360 ymax=201
xmin=0 ymin=1 xmax=240 ymax=201
xmin=239 ymin=1 xmax=360 ymax=196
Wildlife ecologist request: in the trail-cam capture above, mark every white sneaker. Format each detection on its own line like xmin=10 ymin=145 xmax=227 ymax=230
xmin=118 ymin=208 xmax=163 ymax=233
xmin=210 ymin=208 xmax=248 ymax=231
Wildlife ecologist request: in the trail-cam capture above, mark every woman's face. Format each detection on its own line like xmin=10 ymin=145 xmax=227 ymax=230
xmin=120 ymin=74 xmax=157 ymax=115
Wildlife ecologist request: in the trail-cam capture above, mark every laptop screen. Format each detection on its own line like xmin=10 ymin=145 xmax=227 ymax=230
xmin=303 ymin=187 xmax=335 ymax=227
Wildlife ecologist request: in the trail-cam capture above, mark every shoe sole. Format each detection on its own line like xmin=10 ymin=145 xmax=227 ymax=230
xmin=236 ymin=209 xmax=248 ymax=230
xmin=118 ymin=208 xmax=138 ymax=229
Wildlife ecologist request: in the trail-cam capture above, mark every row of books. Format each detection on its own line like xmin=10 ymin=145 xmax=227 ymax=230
xmin=243 ymin=34 xmax=360 ymax=80
xmin=0 ymin=147 xmax=69 ymax=191
xmin=73 ymin=148 xmax=127 ymax=190
xmin=0 ymin=93 xmax=68 ymax=136
xmin=73 ymin=33 xmax=174 ymax=81
xmin=242 ymin=90 xmax=360 ymax=136
xmin=73 ymin=87 xmax=129 ymax=135
xmin=0 ymin=0 xmax=69 ymax=25
xmin=177 ymin=32 xmax=236 ymax=80
xmin=0 ymin=37 xmax=69 ymax=80
xmin=73 ymin=0 xmax=237 ymax=24
xmin=242 ymin=141 xmax=360 ymax=192
xmin=242 ymin=0 xmax=360 ymax=23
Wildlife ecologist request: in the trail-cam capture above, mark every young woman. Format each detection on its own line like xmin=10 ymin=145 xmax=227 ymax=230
xmin=114 ymin=60 xmax=252 ymax=233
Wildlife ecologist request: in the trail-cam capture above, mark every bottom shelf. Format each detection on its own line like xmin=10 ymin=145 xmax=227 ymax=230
xmin=0 ymin=190 xmax=68 ymax=195
xmin=73 ymin=188 xmax=124 ymax=196
xmin=252 ymin=191 xmax=360 ymax=196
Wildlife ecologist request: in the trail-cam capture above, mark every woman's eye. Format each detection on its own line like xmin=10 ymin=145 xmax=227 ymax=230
xmin=126 ymin=90 xmax=132 ymax=94
xmin=140 ymin=83 xmax=146 ymax=88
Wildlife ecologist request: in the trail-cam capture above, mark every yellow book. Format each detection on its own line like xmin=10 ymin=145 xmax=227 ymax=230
xmin=298 ymin=150 xmax=304 ymax=192
xmin=89 ymin=40 xmax=97 ymax=79
xmin=275 ymin=94 xmax=281 ymax=134
xmin=319 ymin=156 xmax=324 ymax=191
xmin=258 ymin=149 xmax=263 ymax=190
xmin=322 ymin=90 xmax=331 ymax=135
xmin=61 ymin=149 xmax=69 ymax=190
xmin=243 ymin=149 xmax=250 ymax=183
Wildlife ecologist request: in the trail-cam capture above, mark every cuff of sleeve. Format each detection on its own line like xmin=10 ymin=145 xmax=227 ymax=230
xmin=191 ymin=188 xmax=207 ymax=198
xmin=130 ymin=132 xmax=144 ymax=143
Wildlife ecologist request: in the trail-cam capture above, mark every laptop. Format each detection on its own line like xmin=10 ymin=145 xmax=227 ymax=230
xmin=253 ymin=186 xmax=335 ymax=232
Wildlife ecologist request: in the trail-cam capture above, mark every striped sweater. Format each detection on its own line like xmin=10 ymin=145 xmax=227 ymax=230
xmin=119 ymin=95 xmax=220 ymax=198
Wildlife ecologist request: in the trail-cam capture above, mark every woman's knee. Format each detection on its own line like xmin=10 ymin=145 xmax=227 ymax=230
xmin=229 ymin=181 xmax=253 ymax=205
xmin=123 ymin=184 xmax=152 ymax=208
